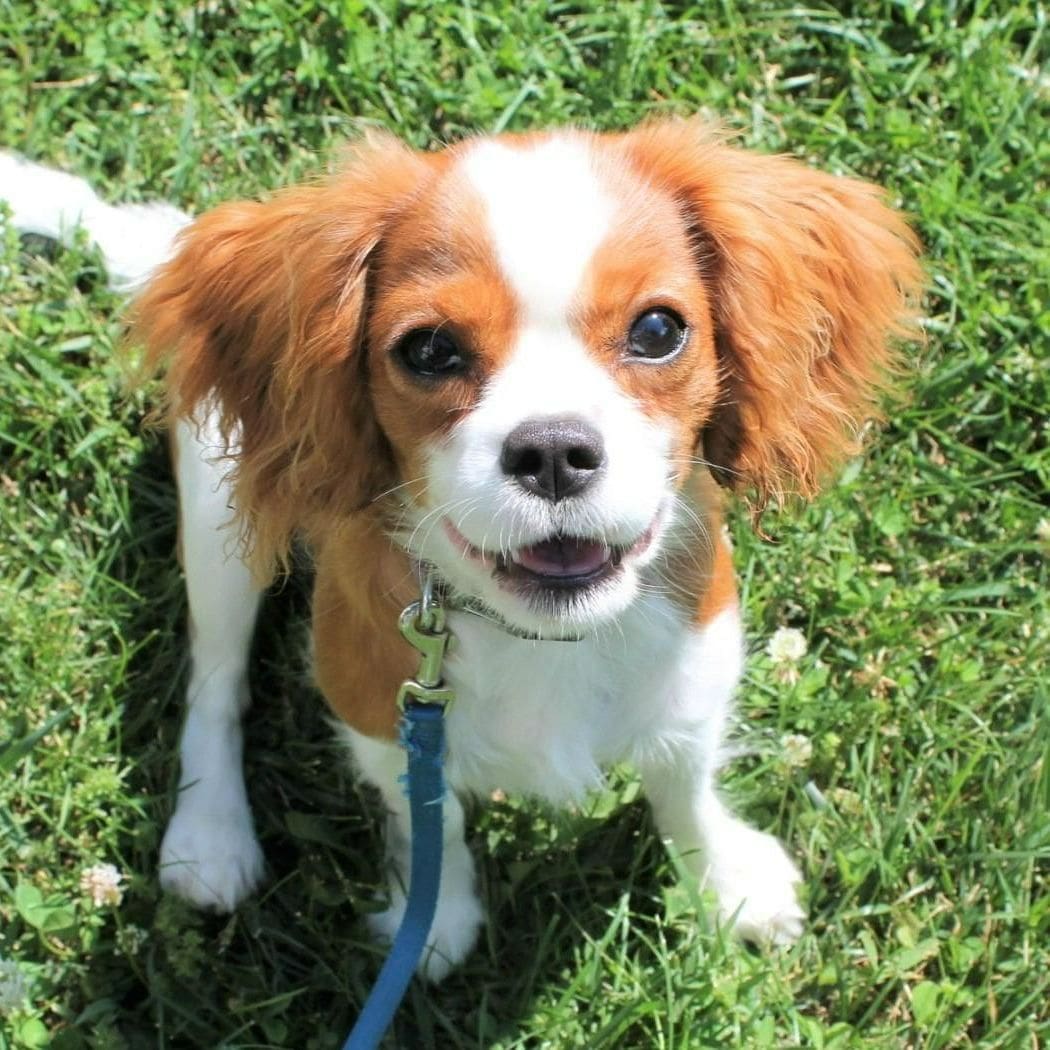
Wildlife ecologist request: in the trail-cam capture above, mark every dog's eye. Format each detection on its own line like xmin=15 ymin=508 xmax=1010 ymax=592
xmin=627 ymin=309 xmax=687 ymax=361
xmin=395 ymin=329 xmax=467 ymax=378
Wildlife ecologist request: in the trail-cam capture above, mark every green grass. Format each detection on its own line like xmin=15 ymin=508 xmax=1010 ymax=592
xmin=1 ymin=1 xmax=1048 ymax=1046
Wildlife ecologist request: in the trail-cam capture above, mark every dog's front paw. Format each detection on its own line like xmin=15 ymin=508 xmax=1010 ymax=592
xmin=704 ymin=824 xmax=805 ymax=946
xmin=159 ymin=802 xmax=265 ymax=912
xmin=369 ymin=887 xmax=484 ymax=982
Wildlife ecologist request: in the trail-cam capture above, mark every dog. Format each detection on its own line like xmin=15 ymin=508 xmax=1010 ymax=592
xmin=2 ymin=121 xmax=921 ymax=980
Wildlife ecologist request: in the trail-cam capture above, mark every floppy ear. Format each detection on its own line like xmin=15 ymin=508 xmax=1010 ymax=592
xmin=622 ymin=120 xmax=923 ymax=504
xmin=130 ymin=134 xmax=430 ymax=576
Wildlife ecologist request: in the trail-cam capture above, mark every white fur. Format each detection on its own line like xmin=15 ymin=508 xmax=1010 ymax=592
xmin=636 ymin=610 xmax=804 ymax=943
xmin=0 ymin=151 xmax=188 ymax=289
xmin=339 ymin=604 xmax=802 ymax=974
xmin=158 ymin=412 xmax=265 ymax=911
xmin=443 ymin=593 xmax=690 ymax=801
xmin=416 ymin=138 xmax=674 ymax=634
xmin=461 ymin=137 xmax=615 ymax=322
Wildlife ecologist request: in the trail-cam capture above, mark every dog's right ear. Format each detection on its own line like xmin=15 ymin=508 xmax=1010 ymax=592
xmin=131 ymin=134 xmax=431 ymax=577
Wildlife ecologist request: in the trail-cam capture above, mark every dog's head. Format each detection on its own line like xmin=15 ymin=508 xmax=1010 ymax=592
xmin=134 ymin=122 xmax=921 ymax=634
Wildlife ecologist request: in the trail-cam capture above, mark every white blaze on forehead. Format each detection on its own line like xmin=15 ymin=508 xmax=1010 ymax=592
xmin=461 ymin=137 xmax=616 ymax=322
xmin=420 ymin=136 xmax=677 ymax=634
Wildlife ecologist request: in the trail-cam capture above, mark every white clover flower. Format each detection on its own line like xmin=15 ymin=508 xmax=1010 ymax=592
xmin=115 ymin=924 xmax=149 ymax=956
xmin=773 ymin=662 xmax=801 ymax=685
xmin=781 ymin=733 xmax=813 ymax=768
xmin=0 ymin=958 xmax=28 ymax=1015
xmin=767 ymin=626 xmax=808 ymax=665
xmin=1036 ymin=518 xmax=1050 ymax=544
xmin=828 ymin=786 xmax=864 ymax=817
xmin=80 ymin=863 xmax=125 ymax=907
xmin=1010 ymin=350 xmax=1038 ymax=379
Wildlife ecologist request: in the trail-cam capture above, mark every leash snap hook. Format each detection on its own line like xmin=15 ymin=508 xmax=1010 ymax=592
xmin=396 ymin=585 xmax=454 ymax=711
xmin=344 ymin=575 xmax=453 ymax=1050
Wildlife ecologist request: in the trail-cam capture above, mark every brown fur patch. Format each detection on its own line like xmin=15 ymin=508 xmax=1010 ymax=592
xmin=693 ymin=524 xmax=738 ymax=626
xmin=615 ymin=120 xmax=924 ymax=505
xmin=366 ymin=170 xmax=520 ymax=500
xmin=130 ymin=133 xmax=442 ymax=580
xmin=573 ymin=178 xmax=720 ymax=494
xmin=656 ymin=471 xmax=738 ymax=623
xmin=311 ymin=516 xmax=418 ymax=740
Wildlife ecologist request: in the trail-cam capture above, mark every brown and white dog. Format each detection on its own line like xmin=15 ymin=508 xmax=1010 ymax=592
xmin=2 ymin=122 xmax=921 ymax=980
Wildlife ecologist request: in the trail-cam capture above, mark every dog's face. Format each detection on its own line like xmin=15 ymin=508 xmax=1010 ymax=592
xmin=367 ymin=136 xmax=717 ymax=631
xmin=134 ymin=123 xmax=921 ymax=630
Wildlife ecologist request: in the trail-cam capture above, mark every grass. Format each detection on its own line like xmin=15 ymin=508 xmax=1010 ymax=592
xmin=0 ymin=0 xmax=1047 ymax=1046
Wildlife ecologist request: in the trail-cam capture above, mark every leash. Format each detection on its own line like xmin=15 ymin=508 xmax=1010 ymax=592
xmin=342 ymin=568 xmax=583 ymax=1047
xmin=343 ymin=577 xmax=454 ymax=1050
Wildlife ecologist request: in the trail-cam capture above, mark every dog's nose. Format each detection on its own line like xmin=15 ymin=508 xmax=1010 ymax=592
xmin=500 ymin=418 xmax=605 ymax=502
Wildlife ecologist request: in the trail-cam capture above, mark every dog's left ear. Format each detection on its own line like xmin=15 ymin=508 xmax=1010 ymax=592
xmin=622 ymin=120 xmax=923 ymax=503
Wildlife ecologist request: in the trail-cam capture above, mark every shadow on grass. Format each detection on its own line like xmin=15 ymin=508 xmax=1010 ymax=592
xmin=70 ymin=434 xmax=673 ymax=1049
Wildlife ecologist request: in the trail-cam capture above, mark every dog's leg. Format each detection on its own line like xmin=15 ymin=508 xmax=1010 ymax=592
xmin=344 ymin=729 xmax=483 ymax=982
xmin=159 ymin=410 xmax=265 ymax=912
xmin=645 ymin=768 xmax=805 ymax=945
xmin=639 ymin=609 xmax=804 ymax=945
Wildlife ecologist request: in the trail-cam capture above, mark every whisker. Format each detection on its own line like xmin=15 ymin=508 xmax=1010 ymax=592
xmin=680 ymin=454 xmax=745 ymax=480
xmin=369 ymin=474 xmax=428 ymax=506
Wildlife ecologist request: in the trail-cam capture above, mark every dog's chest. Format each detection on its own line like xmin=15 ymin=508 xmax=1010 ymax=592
xmin=442 ymin=595 xmax=692 ymax=802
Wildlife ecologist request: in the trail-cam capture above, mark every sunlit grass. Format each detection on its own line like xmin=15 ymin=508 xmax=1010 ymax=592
xmin=1 ymin=2 xmax=1047 ymax=1046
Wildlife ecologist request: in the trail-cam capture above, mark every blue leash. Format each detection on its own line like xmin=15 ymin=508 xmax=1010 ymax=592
xmin=343 ymin=702 xmax=446 ymax=1049
xmin=343 ymin=588 xmax=453 ymax=1050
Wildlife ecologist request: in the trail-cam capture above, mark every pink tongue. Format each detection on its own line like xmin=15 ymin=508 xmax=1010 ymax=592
xmin=513 ymin=537 xmax=609 ymax=577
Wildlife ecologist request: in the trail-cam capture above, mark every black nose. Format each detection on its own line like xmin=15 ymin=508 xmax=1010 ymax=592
xmin=500 ymin=418 xmax=605 ymax=502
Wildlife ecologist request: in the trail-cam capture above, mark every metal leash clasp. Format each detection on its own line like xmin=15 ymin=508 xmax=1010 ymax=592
xmin=396 ymin=574 xmax=455 ymax=711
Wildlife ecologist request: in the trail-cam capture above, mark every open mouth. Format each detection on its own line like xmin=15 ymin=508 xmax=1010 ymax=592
xmin=443 ymin=518 xmax=659 ymax=595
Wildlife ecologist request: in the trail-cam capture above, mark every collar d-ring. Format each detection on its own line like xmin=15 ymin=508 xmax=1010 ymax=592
xmin=418 ymin=570 xmax=444 ymax=633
